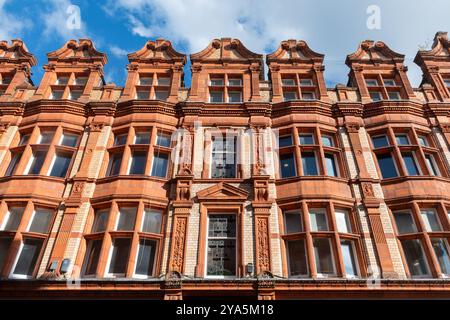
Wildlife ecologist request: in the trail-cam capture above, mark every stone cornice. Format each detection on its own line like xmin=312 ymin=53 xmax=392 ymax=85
xmin=24 ymin=99 xmax=87 ymax=117
xmin=0 ymin=101 xmax=25 ymax=116
xmin=271 ymin=100 xmax=333 ymax=117
xmin=87 ymin=101 xmax=116 ymax=116
xmin=116 ymin=99 xmax=177 ymax=117
xmin=362 ymin=100 xmax=424 ymax=118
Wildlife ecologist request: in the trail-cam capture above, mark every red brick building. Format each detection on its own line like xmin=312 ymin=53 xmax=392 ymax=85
xmin=0 ymin=33 xmax=450 ymax=299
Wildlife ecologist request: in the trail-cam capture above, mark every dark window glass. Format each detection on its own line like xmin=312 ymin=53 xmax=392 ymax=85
xmin=325 ymin=153 xmax=338 ymax=177
xmin=0 ymin=237 xmax=12 ymax=272
xmin=402 ymin=152 xmax=420 ymax=175
xmin=116 ymin=207 xmax=136 ymax=231
xmin=284 ymin=211 xmax=303 ymax=234
xmin=134 ymin=132 xmax=150 ymax=144
xmin=321 ymin=135 xmax=334 ymax=147
xmin=395 ymin=134 xmax=410 ymax=145
xmin=39 ymin=132 xmax=54 ymax=144
xmin=108 ymin=238 xmax=131 ymax=275
xmin=28 ymin=151 xmax=46 ymax=174
xmin=431 ymin=238 xmax=450 ymax=275
xmin=155 ymin=91 xmax=168 ymax=100
xmin=280 ymin=153 xmax=296 ymax=178
xmin=211 ymin=138 xmax=236 ymax=178
xmin=83 ymin=239 xmax=102 ymax=276
xmin=114 ymin=134 xmax=127 ymax=146
xmin=129 ymin=151 xmax=146 ymax=175
xmin=372 ymin=135 xmax=389 ymax=148
xmin=136 ymin=91 xmax=149 ymax=100
xmin=313 ymin=238 xmax=335 ymax=275
xmin=106 ymin=153 xmax=122 ymax=176
xmin=142 ymin=209 xmax=162 ymax=234
xmin=394 ymin=212 xmax=417 ymax=234
xmin=156 ymin=134 xmax=171 ymax=147
xmin=425 ymin=154 xmax=439 ymax=176
xmin=388 ymin=91 xmax=401 ymax=100
xmin=2 ymin=207 xmax=24 ymax=231
xmin=299 ymin=134 xmax=314 ymax=145
xmin=283 ymin=92 xmax=297 ymax=101
xmin=401 ymin=239 xmax=429 ymax=277
xmin=302 ymin=152 xmax=318 ymax=175
xmin=287 ymin=240 xmax=308 ymax=276
xmin=61 ymin=134 xmax=78 ymax=147
xmin=341 ymin=240 xmax=358 ymax=277
xmin=49 ymin=153 xmax=72 ymax=178
xmin=69 ymin=90 xmax=82 ymax=100
xmin=19 ymin=134 xmax=30 ymax=145
xmin=228 ymin=92 xmax=242 ymax=102
xmin=5 ymin=152 xmax=22 ymax=176
xmin=302 ymin=92 xmax=315 ymax=100
xmin=369 ymin=91 xmax=382 ymax=101
xmin=135 ymin=239 xmax=157 ymax=276
xmin=92 ymin=209 xmax=109 ymax=233
xmin=376 ymin=153 xmax=398 ymax=178
xmin=13 ymin=238 xmax=43 ymax=276
xmin=28 ymin=209 xmax=52 ymax=233
xmin=151 ymin=153 xmax=169 ymax=178
xmin=207 ymin=215 xmax=236 ymax=276
xmin=210 ymin=91 xmax=224 ymax=103
xmin=278 ymin=135 xmax=292 ymax=148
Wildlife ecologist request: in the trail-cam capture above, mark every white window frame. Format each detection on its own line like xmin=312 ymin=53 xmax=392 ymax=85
xmin=340 ymin=240 xmax=360 ymax=279
xmin=420 ymin=208 xmax=442 ymax=232
xmin=335 ymin=209 xmax=352 ymax=233
xmin=132 ymin=239 xmax=158 ymax=279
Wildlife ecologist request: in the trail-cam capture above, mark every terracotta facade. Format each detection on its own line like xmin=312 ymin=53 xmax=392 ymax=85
xmin=0 ymin=33 xmax=450 ymax=299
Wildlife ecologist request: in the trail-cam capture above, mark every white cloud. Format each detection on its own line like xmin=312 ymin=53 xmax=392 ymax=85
xmin=106 ymin=0 xmax=450 ymax=87
xmin=109 ymin=45 xmax=129 ymax=57
xmin=0 ymin=0 xmax=31 ymax=40
xmin=42 ymin=0 xmax=87 ymax=40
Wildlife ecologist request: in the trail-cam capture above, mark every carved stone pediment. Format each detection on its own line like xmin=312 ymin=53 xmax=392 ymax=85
xmin=47 ymin=39 xmax=107 ymax=65
xmin=128 ymin=39 xmax=186 ymax=64
xmin=267 ymin=39 xmax=324 ymax=64
xmin=0 ymin=39 xmax=36 ymax=67
xmin=196 ymin=182 xmax=249 ymax=201
xmin=346 ymin=40 xmax=404 ymax=66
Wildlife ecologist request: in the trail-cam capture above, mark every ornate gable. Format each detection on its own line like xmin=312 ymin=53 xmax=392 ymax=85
xmin=414 ymin=32 xmax=450 ymax=66
xmin=0 ymin=39 xmax=36 ymax=68
xmin=47 ymin=39 xmax=107 ymax=66
xmin=190 ymin=38 xmax=262 ymax=64
xmin=346 ymin=40 xmax=404 ymax=66
xmin=128 ymin=39 xmax=186 ymax=64
xmin=196 ymin=182 xmax=249 ymax=202
xmin=267 ymin=40 xmax=324 ymax=64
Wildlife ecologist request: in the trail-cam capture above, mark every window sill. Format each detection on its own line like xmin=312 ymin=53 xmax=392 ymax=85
xmin=380 ymin=175 xmax=450 ymax=185
xmin=97 ymin=175 xmax=170 ymax=184
xmin=275 ymin=175 xmax=348 ymax=184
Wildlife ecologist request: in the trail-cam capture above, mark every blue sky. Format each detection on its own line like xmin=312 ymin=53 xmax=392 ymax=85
xmin=2 ymin=0 xmax=450 ymax=88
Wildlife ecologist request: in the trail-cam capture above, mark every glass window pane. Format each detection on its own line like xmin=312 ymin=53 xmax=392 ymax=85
xmin=302 ymin=152 xmax=318 ymax=175
xmin=0 ymin=237 xmax=12 ymax=272
xmin=299 ymin=134 xmax=314 ymax=145
xmin=135 ymin=239 xmax=157 ymax=276
xmin=279 ymin=153 xmax=296 ymax=178
xmin=19 ymin=134 xmax=30 ymax=145
xmin=116 ymin=207 xmax=136 ymax=231
xmin=228 ymin=78 xmax=242 ymax=86
xmin=114 ymin=134 xmax=127 ymax=146
xmin=49 ymin=153 xmax=72 ymax=178
xmin=335 ymin=209 xmax=351 ymax=233
xmin=302 ymin=92 xmax=315 ymax=100
xmin=136 ymin=90 xmax=149 ymax=100
xmin=418 ymin=135 xmax=429 ymax=147
xmin=129 ymin=151 xmax=146 ymax=175
xmin=208 ymin=215 xmax=236 ymax=238
xmin=27 ymin=151 xmax=46 ymax=175
xmin=142 ymin=209 xmax=162 ymax=234
xmin=283 ymin=91 xmax=297 ymax=101
xmin=431 ymin=238 xmax=450 ymax=275
xmin=321 ymin=135 xmax=334 ymax=147
xmin=309 ymin=209 xmax=328 ymax=231
xmin=228 ymin=92 xmax=242 ymax=103
xmin=287 ymin=240 xmax=308 ymax=276
xmin=210 ymin=91 xmax=223 ymax=103
xmin=207 ymin=214 xmax=236 ymax=276
xmin=372 ymin=135 xmax=389 ymax=148
xmin=425 ymin=155 xmax=439 ymax=176
xmin=134 ymin=132 xmax=150 ymax=144
xmin=284 ymin=211 xmax=303 ymax=234
xmin=325 ymin=154 xmax=338 ymax=177
xmin=401 ymin=239 xmax=429 ymax=277
xmin=83 ymin=239 xmax=102 ymax=276
xmin=394 ymin=212 xmax=417 ymax=234
xmin=28 ymin=209 xmax=53 ymax=233
xmin=139 ymin=76 xmax=152 ymax=85
xmin=299 ymin=79 xmax=313 ymax=86
xmin=341 ymin=240 xmax=358 ymax=277
xmin=282 ymin=78 xmax=296 ymax=86
xmin=107 ymin=153 xmax=122 ymax=176
xmin=369 ymin=91 xmax=382 ymax=101
xmin=402 ymin=152 xmax=420 ymax=175
xmin=396 ymin=135 xmax=410 ymax=145
xmin=420 ymin=209 xmax=441 ymax=232
xmin=69 ymin=90 xmax=82 ymax=100
xmin=313 ymin=238 xmax=335 ymax=275
xmin=278 ymin=135 xmax=292 ymax=148
xmin=2 ymin=206 xmax=24 ymax=231
xmin=92 ymin=209 xmax=109 ymax=233
xmin=50 ymin=90 xmax=64 ymax=99
xmin=377 ymin=153 xmax=398 ymax=178
xmin=13 ymin=238 xmax=43 ymax=276
xmin=156 ymin=133 xmax=171 ymax=147
xmin=151 ymin=153 xmax=169 ymax=178
xmin=383 ymin=79 xmax=396 ymax=86
xmin=210 ymin=78 xmax=224 ymax=86
xmin=74 ymin=77 xmax=88 ymax=85
xmin=157 ymin=77 xmax=170 ymax=86
xmin=155 ymin=91 xmax=168 ymax=100
xmin=61 ymin=134 xmax=78 ymax=147
xmin=39 ymin=132 xmax=54 ymax=144
xmin=365 ymin=79 xmax=378 ymax=86
xmin=108 ymin=238 xmax=131 ymax=275
xmin=56 ymin=76 xmax=69 ymax=85
xmin=388 ymin=91 xmax=401 ymax=100
xmin=5 ymin=152 xmax=22 ymax=176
